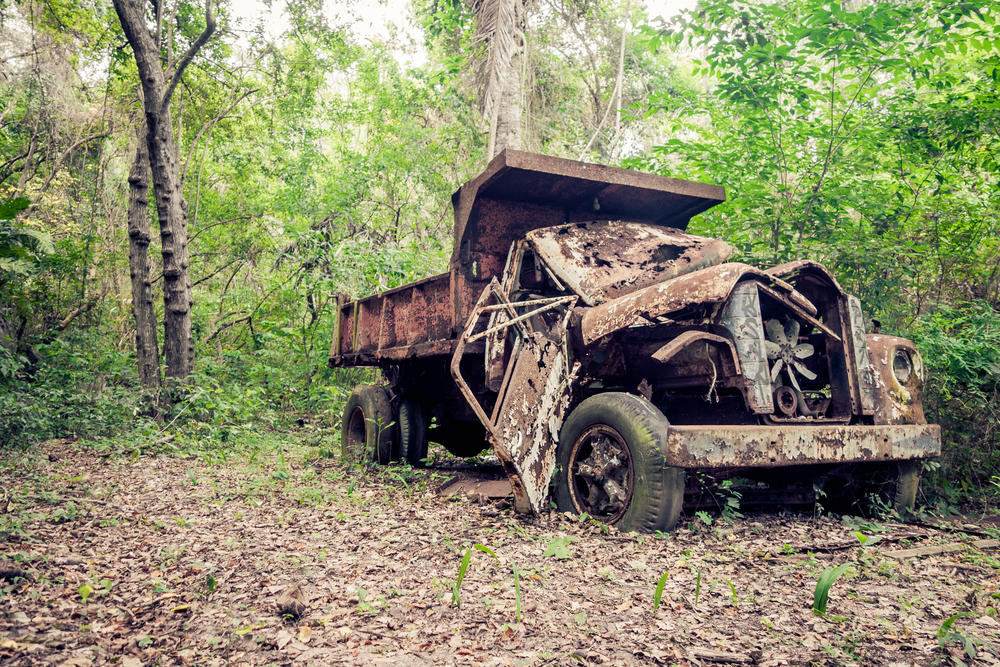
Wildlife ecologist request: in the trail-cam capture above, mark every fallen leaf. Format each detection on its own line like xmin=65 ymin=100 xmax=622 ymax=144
xmin=298 ymin=625 xmax=312 ymax=643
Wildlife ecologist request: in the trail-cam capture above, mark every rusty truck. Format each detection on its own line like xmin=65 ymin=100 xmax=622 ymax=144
xmin=328 ymin=150 xmax=941 ymax=532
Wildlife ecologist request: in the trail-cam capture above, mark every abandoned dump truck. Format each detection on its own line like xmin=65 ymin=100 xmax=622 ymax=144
xmin=329 ymin=150 xmax=941 ymax=532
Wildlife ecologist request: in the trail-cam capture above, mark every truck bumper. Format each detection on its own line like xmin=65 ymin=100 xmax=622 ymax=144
xmin=665 ymin=424 xmax=941 ymax=468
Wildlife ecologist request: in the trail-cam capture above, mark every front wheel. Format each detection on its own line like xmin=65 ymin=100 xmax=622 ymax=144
xmin=555 ymin=393 xmax=684 ymax=533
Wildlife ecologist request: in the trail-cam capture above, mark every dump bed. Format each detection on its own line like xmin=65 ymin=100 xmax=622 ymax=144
xmin=329 ymin=150 xmax=725 ymax=367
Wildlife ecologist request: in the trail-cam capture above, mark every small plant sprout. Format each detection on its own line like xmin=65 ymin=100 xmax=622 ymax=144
xmin=78 ymin=582 xmax=94 ymax=604
xmin=694 ymin=567 xmax=703 ymax=607
xmin=854 ymin=531 xmax=882 ymax=548
xmin=653 ymin=571 xmax=670 ymax=612
xmin=542 ymin=535 xmax=578 ymax=559
xmin=722 ymin=579 xmax=739 ymax=606
xmin=813 ymin=563 xmax=853 ymax=617
xmin=452 ymin=544 xmax=499 ymax=609
xmin=937 ymin=612 xmax=979 ymax=664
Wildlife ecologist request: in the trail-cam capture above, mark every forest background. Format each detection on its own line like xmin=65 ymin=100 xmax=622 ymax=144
xmin=1 ymin=0 xmax=998 ymax=511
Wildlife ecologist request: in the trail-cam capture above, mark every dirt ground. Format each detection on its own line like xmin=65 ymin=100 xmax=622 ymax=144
xmin=2 ymin=437 xmax=1000 ymax=667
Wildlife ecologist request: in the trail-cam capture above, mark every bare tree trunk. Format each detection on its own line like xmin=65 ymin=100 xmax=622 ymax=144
xmin=126 ymin=117 xmax=162 ymax=406
xmin=491 ymin=65 xmax=522 ymax=159
xmin=112 ymin=0 xmax=215 ymax=382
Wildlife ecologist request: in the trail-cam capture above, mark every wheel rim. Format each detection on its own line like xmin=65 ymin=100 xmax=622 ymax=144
xmin=346 ymin=405 xmax=368 ymax=460
xmin=567 ymin=424 xmax=634 ymax=523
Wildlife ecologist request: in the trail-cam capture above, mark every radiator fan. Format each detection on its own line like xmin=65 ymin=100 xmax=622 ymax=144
xmin=765 ymin=318 xmax=816 ymax=390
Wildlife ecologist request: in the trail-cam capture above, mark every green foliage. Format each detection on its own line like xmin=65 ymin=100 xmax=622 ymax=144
xmin=0 ymin=332 xmax=140 ymax=448
xmin=910 ymin=302 xmax=1000 ymax=486
xmin=633 ymin=0 xmax=1000 ymax=321
xmin=0 ymin=198 xmax=55 ymax=283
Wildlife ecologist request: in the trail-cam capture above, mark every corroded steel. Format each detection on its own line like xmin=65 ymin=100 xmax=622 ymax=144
xmin=766 ymin=260 xmax=846 ymax=295
xmin=328 ymin=149 xmax=942 ymax=528
xmin=579 ymin=263 xmax=808 ymax=344
xmin=651 ymin=331 xmax=742 ymax=373
xmin=719 ymin=283 xmax=773 ymax=413
xmin=664 ymin=424 xmax=941 ymax=468
xmin=329 ymin=272 xmax=455 ymax=366
xmin=491 ymin=331 xmax=578 ymax=513
xmin=868 ymin=335 xmax=927 ymax=425
xmin=847 ymin=295 xmax=877 ymax=414
xmin=448 ymin=150 xmax=726 ymax=333
xmin=526 ymin=221 xmax=733 ymax=306
xmin=450 ymin=278 xmax=580 ymax=514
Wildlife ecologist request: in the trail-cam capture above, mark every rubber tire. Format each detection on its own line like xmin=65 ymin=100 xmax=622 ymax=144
xmin=341 ymin=385 xmax=395 ymax=465
xmin=397 ymin=396 xmax=428 ymax=467
xmin=429 ymin=421 xmax=489 ymax=458
xmin=827 ymin=460 xmax=922 ymax=517
xmin=555 ymin=393 xmax=684 ymax=533
xmin=890 ymin=459 xmax=921 ymax=513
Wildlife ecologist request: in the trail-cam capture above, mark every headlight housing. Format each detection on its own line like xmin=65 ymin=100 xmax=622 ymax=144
xmin=892 ymin=349 xmax=914 ymax=384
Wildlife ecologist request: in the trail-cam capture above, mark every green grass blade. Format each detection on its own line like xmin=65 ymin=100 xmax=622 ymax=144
xmin=513 ymin=562 xmax=522 ymax=623
xmin=653 ymin=571 xmax=670 ymax=612
xmin=473 ymin=544 xmax=500 ymax=563
xmin=694 ymin=567 xmax=702 ymax=607
xmin=456 ymin=548 xmax=473 ymax=590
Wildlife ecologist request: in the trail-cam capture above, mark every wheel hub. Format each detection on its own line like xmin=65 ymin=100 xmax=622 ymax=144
xmin=568 ymin=425 xmax=634 ymax=522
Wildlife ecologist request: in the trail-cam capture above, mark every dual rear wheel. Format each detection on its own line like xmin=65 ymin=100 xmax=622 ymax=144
xmin=341 ymin=386 xmax=484 ymax=466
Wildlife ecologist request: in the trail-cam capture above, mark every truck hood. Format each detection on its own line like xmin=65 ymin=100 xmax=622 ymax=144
xmin=527 ymin=221 xmax=733 ymax=307
xmin=579 ymin=263 xmax=811 ymax=344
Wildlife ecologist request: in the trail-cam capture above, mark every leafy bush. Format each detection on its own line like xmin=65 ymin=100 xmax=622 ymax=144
xmin=0 ymin=332 xmax=139 ymax=448
xmin=910 ymin=301 xmax=1000 ymax=488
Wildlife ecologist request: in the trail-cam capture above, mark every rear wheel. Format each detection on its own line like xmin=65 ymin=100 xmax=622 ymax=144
xmin=341 ymin=385 xmax=395 ymax=465
xmin=555 ymin=393 xmax=684 ymax=533
xmin=824 ymin=460 xmax=923 ymax=516
xmin=397 ymin=395 xmax=428 ymax=467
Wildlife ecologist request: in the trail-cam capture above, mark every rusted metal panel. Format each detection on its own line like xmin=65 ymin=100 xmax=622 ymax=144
xmin=450 ymin=278 xmax=580 ymax=514
xmin=579 ymin=264 xmax=809 ymax=344
xmin=718 ymin=283 xmax=773 ymax=413
xmin=652 ymin=331 xmax=741 ymax=373
xmin=492 ymin=331 xmax=578 ymax=513
xmin=526 ymin=221 xmax=733 ymax=306
xmin=868 ymin=335 xmax=928 ymax=425
xmin=328 ymin=273 xmax=455 ymax=366
xmin=664 ymin=424 xmax=941 ymax=468
xmin=766 ymin=260 xmax=846 ymax=295
xmin=847 ymin=295 xmax=877 ymax=414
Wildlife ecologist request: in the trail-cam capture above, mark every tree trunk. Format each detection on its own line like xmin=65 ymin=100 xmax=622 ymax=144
xmin=113 ymin=0 xmax=215 ymax=382
xmin=126 ymin=117 xmax=162 ymax=405
xmin=491 ymin=65 xmax=522 ymax=159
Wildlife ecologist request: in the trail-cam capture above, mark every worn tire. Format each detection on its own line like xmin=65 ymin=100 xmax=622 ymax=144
xmin=555 ymin=393 xmax=684 ymax=533
xmin=826 ymin=460 xmax=923 ymax=516
xmin=429 ymin=421 xmax=489 ymax=458
xmin=397 ymin=396 xmax=428 ymax=467
xmin=889 ymin=459 xmax=921 ymax=513
xmin=341 ymin=385 xmax=395 ymax=465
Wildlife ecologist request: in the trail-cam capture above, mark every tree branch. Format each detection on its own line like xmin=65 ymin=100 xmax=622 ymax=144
xmin=162 ymin=0 xmax=216 ymax=116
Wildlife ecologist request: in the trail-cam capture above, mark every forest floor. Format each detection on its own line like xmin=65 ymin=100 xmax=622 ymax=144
xmin=2 ymin=432 xmax=1000 ymax=667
